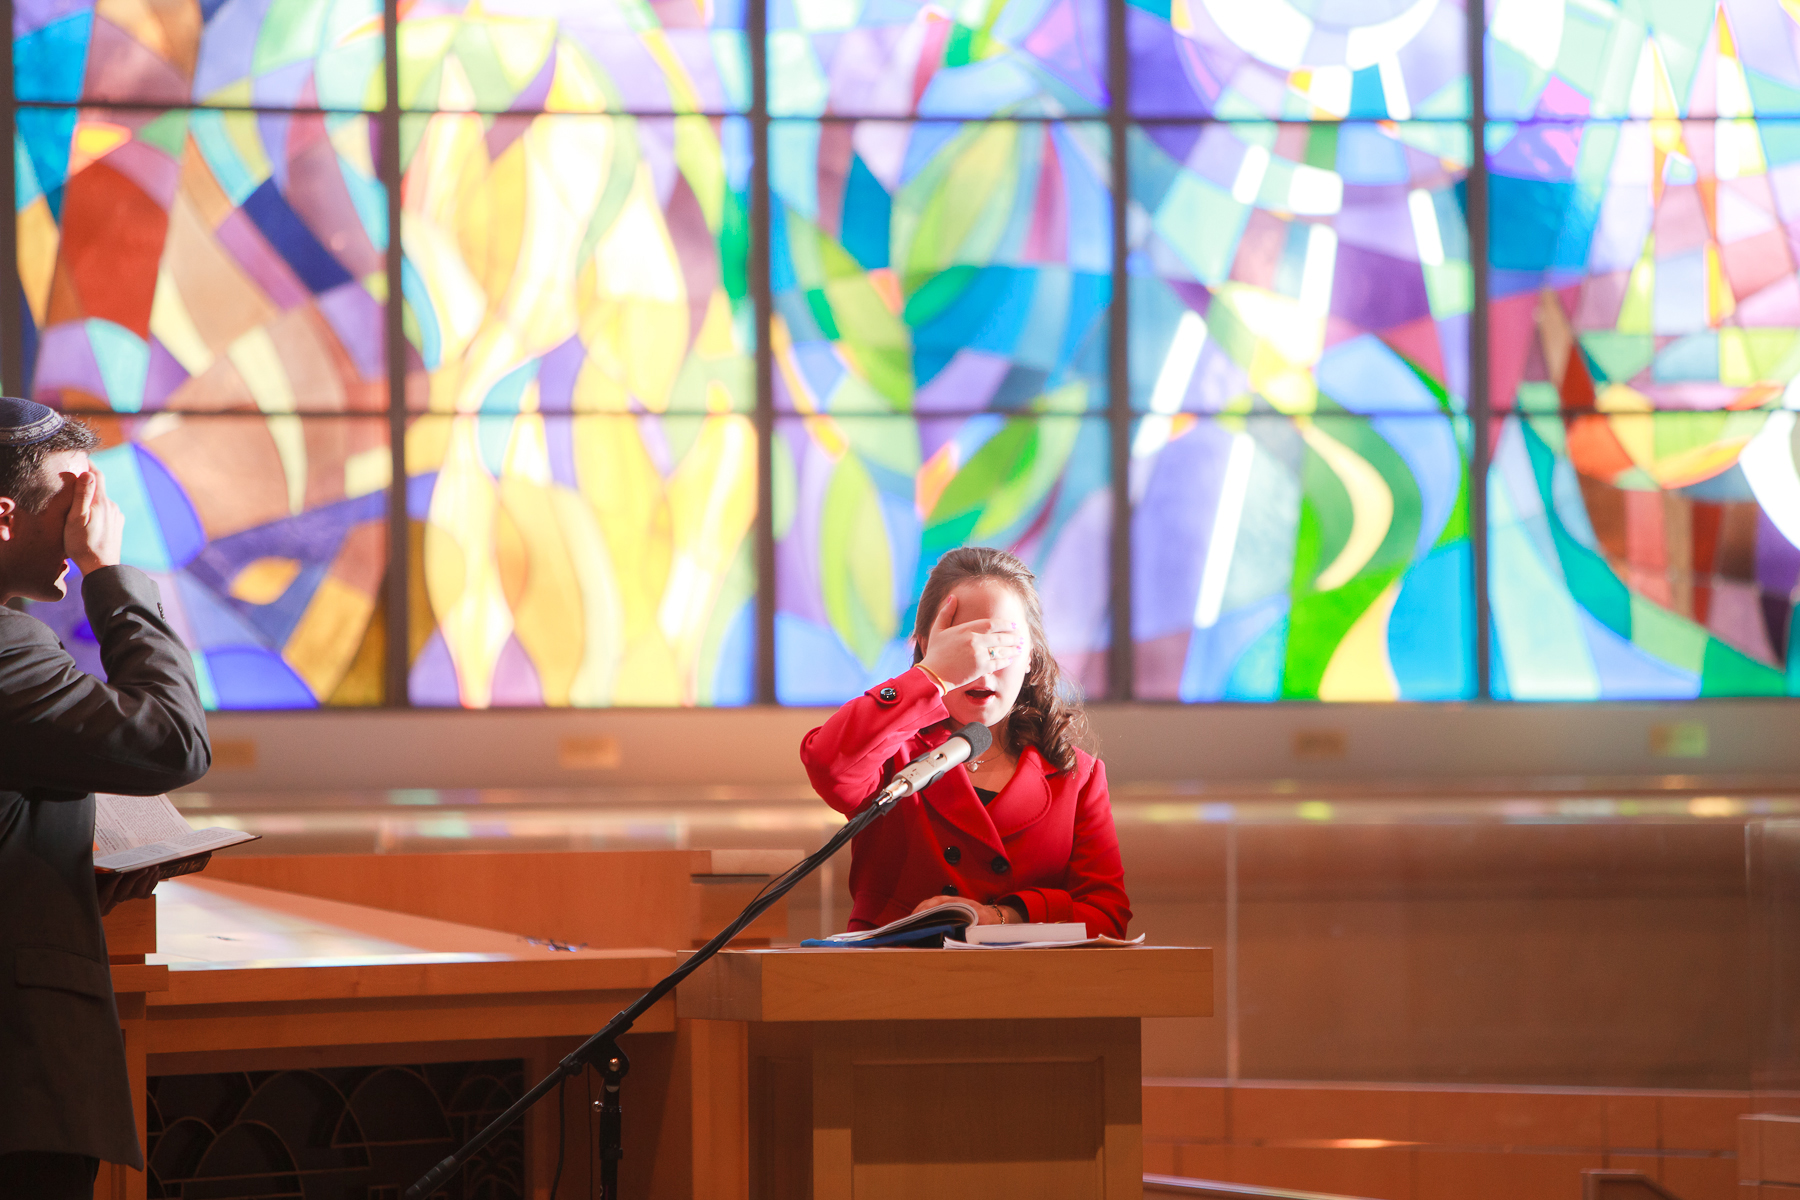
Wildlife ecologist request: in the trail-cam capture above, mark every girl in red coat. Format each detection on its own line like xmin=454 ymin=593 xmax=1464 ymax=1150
xmin=801 ymin=547 xmax=1131 ymax=937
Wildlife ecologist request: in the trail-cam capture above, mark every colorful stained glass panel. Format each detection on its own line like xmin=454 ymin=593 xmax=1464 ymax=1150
xmin=400 ymin=0 xmax=747 ymax=113
xmin=1490 ymin=410 xmax=1800 ymax=698
xmin=771 ymin=120 xmax=1110 ymax=414
xmin=20 ymin=108 xmax=387 ymax=413
xmin=402 ymin=114 xmax=752 ymax=414
xmin=1127 ymin=0 xmax=1467 ymax=119
xmin=769 ymin=0 xmax=1106 ymax=117
xmin=1131 ymin=122 xmax=1470 ymax=418
xmin=28 ymin=414 xmax=391 ymax=709
xmin=1132 ymin=413 xmax=1472 ymax=700
xmin=407 ymin=413 xmax=756 ymax=707
xmin=14 ymin=0 xmax=383 ymax=108
xmin=1490 ymin=119 xmax=1800 ymax=412
xmin=775 ymin=413 xmax=1110 ymax=704
xmin=1488 ymin=0 xmax=1800 ymax=120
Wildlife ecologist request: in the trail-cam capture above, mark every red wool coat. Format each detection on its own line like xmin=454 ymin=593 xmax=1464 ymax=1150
xmin=800 ymin=667 xmax=1132 ymax=938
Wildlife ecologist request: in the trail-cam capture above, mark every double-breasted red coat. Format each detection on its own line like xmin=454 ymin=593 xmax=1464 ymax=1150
xmin=800 ymin=666 xmax=1132 ymax=937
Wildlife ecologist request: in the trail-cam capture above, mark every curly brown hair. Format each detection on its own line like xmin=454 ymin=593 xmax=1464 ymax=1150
xmin=911 ymin=546 xmax=1092 ymax=773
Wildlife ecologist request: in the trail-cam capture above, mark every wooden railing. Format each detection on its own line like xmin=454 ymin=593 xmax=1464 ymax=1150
xmin=1582 ymin=1170 xmax=1684 ymax=1199
xmin=1143 ymin=1175 xmax=1374 ymax=1199
xmin=1144 ymin=1167 xmax=1697 ymax=1200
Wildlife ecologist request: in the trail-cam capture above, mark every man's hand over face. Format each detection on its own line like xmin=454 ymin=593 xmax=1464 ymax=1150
xmin=64 ymin=467 xmax=123 ymax=575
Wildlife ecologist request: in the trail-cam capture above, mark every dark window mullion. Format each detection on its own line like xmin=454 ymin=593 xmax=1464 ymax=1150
xmin=751 ymin=0 xmax=777 ymax=705
xmin=14 ymin=100 xmax=372 ymax=116
xmin=1107 ymin=0 xmax=1133 ymax=701
xmin=1 ymin=0 xmax=22 ymax=399
xmin=382 ymin=0 xmax=411 ymax=707
xmin=1468 ymin=1 xmax=1493 ymax=701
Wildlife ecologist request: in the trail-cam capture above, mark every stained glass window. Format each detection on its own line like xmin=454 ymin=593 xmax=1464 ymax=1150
xmin=769 ymin=0 xmax=1107 ymax=117
xmin=10 ymin=0 xmax=1800 ymax=710
xmin=1490 ymin=119 xmax=1800 ymax=414
xmin=1487 ymin=0 xmax=1800 ymax=120
xmin=401 ymin=113 xmax=752 ymax=413
xmin=28 ymin=414 xmax=391 ymax=708
xmin=1489 ymin=106 xmax=1800 ymax=695
xmin=1133 ymin=413 xmax=1472 ymax=700
xmin=1129 ymin=121 xmax=1473 ymax=698
xmin=399 ymin=0 xmax=748 ymax=113
xmin=1129 ymin=122 xmax=1472 ymax=416
xmin=19 ymin=109 xmax=387 ymax=413
xmin=1489 ymin=410 xmax=1799 ymax=698
xmin=407 ymin=413 xmax=756 ymax=707
xmin=1127 ymin=0 xmax=1467 ymax=119
xmin=14 ymin=0 xmax=384 ymax=108
xmin=775 ymin=413 xmax=1110 ymax=703
xmin=770 ymin=120 xmax=1111 ymax=414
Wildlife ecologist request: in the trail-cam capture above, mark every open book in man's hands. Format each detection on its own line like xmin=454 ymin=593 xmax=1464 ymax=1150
xmin=92 ymin=793 xmax=259 ymax=875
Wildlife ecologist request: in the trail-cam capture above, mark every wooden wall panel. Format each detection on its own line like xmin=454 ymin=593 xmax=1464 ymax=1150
xmin=1143 ymin=1080 xmax=1756 ymax=1200
xmin=1123 ymin=821 xmax=1753 ymax=1089
xmin=205 ymin=851 xmax=694 ymax=950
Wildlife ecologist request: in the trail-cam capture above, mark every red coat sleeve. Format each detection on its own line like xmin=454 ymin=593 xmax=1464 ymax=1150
xmin=800 ymin=667 xmax=950 ymax=815
xmin=1001 ymin=757 xmax=1131 ymax=938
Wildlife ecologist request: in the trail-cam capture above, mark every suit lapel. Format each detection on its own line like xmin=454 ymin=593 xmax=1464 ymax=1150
xmin=986 ymin=746 xmax=1052 ymax=840
xmin=922 ymin=759 xmax=1004 ymax=855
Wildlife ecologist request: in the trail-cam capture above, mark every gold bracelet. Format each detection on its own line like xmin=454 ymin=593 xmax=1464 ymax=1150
xmin=916 ymin=663 xmax=951 ymax=696
xmin=993 ymin=903 xmax=1011 ymax=925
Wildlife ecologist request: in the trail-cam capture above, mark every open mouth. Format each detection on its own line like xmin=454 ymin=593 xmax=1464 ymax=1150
xmin=962 ymin=686 xmax=997 ymax=702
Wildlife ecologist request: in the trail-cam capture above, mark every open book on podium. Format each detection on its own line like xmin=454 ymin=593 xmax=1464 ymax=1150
xmin=801 ymin=898 xmax=1144 ymax=948
xmin=93 ymin=793 xmax=259 ymax=875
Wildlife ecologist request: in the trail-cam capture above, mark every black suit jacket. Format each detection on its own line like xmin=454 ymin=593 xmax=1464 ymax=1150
xmin=0 ymin=566 xmax=210 ymax=1167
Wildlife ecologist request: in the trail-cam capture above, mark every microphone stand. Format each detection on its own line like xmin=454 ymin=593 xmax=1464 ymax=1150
xmin=404 ymin=786 xmax=910 ymax=1199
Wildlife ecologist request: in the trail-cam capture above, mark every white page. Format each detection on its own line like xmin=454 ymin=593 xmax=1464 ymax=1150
xmin=965 ymin=922 xmax=1087 ymax=945
xmin=815 ymin=899 xmax=982 ymax=942
xmin=92 ymin=793 xmax=259 ymax=872
xmin=94 ymin=827 xmax=258 ymax=873
xmin=944 ymin=933 xmax=1147 ymax=949
xmin=93 ymin=794 xmax=193 ymax=857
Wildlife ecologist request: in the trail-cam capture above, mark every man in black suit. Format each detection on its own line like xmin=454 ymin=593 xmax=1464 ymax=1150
xmin=0 ymin=398 xmax=211 ymax=1198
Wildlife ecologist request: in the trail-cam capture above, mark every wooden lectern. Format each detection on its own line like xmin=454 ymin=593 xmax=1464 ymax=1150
xmin=677 ymin=945 xmax=1211 ymax=1200
xmin=94 ymin=850 xmax=808 ymax=1200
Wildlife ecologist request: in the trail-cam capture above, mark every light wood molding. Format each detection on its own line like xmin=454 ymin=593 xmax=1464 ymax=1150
xmin=677 ymin=946 xmax=1213 ymax=1023
xmin=1743 ymin=1114 xmax=1800 ymax=1187
xmin=203 ymin=848 xmax=803 ymax=952
xmin=102 ymin=896 xmax=156 ymax=962
xmin=107 ymin=963 xmax=169 ymax=994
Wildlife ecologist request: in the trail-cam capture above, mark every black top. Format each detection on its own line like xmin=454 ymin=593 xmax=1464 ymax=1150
xmin=0 ymin=395 xmax=65 ymax=446
xmin=0 ymin=566 xmax=212 ymax=1166
xmin=975 ymin=787 xmax=998 ymax=805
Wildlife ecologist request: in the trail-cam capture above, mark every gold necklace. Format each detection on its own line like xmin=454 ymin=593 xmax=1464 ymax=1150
xmin=967 ymin=750 xmax=1003 ymax=772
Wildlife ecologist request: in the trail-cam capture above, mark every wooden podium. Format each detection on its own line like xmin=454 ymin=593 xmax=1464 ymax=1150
xmin=677 ymin=946 xmax=1211 ymax=1200
xmin=95 ymin=850 xmax=807 ymax=1200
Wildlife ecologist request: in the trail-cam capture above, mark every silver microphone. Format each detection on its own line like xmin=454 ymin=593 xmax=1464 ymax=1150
xmin=871 ymin=723 xmax=994 ymax=806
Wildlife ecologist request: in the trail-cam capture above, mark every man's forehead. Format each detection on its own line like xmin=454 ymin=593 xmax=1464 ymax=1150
xmin=42 ymin=450 xmax=91 ymax=474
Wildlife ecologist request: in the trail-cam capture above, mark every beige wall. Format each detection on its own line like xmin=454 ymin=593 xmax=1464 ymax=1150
xmin=186 ymin=697 xmax=1794 ymax=1096
xmin=1126 ymin=820 xmax=1753 ymax=1089
xmin=198 ymin=699 xmax=1800 ymax=792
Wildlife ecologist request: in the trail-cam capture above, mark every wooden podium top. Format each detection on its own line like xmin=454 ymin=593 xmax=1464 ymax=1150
xmin=136 ymin=876 xmax=677 ymax=1014
xmin=675 ymin=945 xmax=1212 ymax=1023
xmin=109 ymin=876 xmax=686 ymax=1076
